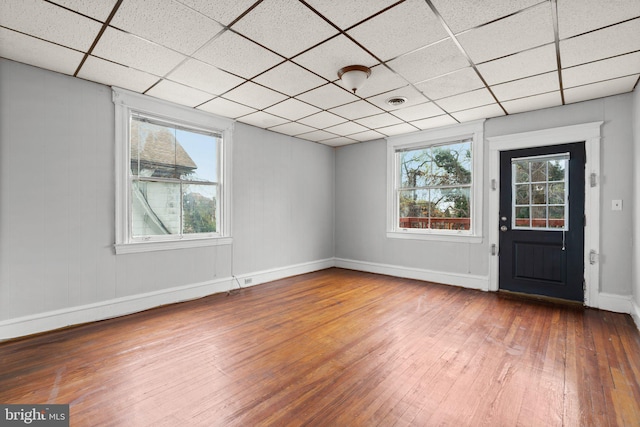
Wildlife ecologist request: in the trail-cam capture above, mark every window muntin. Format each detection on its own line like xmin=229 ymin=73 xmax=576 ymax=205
xmin=512 ymin=153 xmax=569 ymax=230
xmin=129 ymin=114 xmax=221 ymax=240
xmin=396 ymin=139 xmax=472 ymax=232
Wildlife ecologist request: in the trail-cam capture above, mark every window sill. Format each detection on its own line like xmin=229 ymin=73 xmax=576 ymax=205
xmin=115 ymin=237 xmax=232 ymax=254
xmin=387 ymin=231 xmax=483 ymax=243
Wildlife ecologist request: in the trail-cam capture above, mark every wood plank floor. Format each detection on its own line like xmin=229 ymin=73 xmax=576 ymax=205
xmin=1 ymin=268 xmax=639 ymax=426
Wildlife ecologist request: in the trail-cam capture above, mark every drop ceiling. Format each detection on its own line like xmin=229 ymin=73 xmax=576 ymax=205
xmin=1 ymin=0 xmax=639 ymax=146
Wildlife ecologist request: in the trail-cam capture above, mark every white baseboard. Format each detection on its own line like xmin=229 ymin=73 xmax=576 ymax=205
xmin=631 ymin=299 xmax=640 ymax=332
xmin=334 ymin=258 xmax=489 ymax=291
xmin=233 ymin=258 xmax=335 ymax=289
xmin=596 ymin=292 xmax=633 ymax=314
xmin=0 ymin=277 xmax=232 ymax=341
xmin=0 ymin=258 xmax=335 ymax=341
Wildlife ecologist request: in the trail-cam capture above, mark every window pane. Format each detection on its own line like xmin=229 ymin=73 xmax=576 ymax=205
xmin=532 ymin=183 xmax=547 ymax=204
xmin=428 ymin=141 xmax=472 ymax=186
xmin=399 ymin=189 xmax=429 ymax=228
xmin=131 ymin=180 xmax=181 ymax=236
xmin=549 ymin=206 xmax=565 ymax=228
xmin=548 ymin=159 xmax=566 ymax=181
xmin=531 ymin=161 xmax=547 ymax=182
xmin=514 ymin=161 xmax=529 ymax=183
xmin=548 ymin=183 xmax=565 ymax=204
xmin=515 ymin=207 xmax=530 ymax=227
xmin=400 ymin=148 xmax=431 ymax=188
xmin=175 ymin=128 xmax=218 ymax=183
xmin=430 ymin=187 xmax=470 ymax=230
xmin=531 ymin=206 xmax=547 ymax=228
xmin=515 ymin=184 xmax=529 ymax=205
xmin=183 ymin=184 xmax=217 ymax=233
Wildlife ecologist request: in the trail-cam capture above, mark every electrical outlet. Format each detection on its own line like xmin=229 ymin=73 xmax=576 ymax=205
xmin=244 ymin=278 xmax=252 ymax=285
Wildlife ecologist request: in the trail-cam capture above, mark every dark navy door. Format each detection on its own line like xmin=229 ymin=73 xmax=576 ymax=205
xmin=499 ymin=142 xmax=585 ymax=301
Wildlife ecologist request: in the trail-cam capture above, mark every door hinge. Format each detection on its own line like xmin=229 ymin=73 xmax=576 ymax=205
xmin=491 ymin=179 xmax=497 ymax=191
xmin=589 ymin=250 xmax=598 ymax=265
xmin=491 ymin=243 xmax=497 ymax=256
xmin=590 ymin=173 xmax=597 ymax=188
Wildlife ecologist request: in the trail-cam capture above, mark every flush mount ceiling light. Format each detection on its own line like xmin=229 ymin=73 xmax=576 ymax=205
xmin=337 ymin=65 xmax=371 ymax=94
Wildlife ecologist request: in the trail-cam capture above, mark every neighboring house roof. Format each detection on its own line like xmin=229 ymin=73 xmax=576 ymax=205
xmin=131 ymin=119 xmax=197 ymax=172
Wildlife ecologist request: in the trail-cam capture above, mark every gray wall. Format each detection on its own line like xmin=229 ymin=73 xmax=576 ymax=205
xmin=0 ymin=59 xmax=334 ymax=322
xmin=335 ymin=93 xmax=635 ymax=297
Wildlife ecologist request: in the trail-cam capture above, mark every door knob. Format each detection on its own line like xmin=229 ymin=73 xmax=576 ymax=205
xmin=500 ymin=225 xmax=508 ymax=232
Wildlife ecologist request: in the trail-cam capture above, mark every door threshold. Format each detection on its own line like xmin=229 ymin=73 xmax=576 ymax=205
xmin=498 ymin=290 xmax=584 ymax=308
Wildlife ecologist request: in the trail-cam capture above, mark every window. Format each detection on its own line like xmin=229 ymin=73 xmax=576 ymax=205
xmin=512 ymin=154 xmax=568 ymax=230
xmin=113 ymin=88 xmax=233 ymax=254
xmin=387 ymin=120 xmax=484 ymax=242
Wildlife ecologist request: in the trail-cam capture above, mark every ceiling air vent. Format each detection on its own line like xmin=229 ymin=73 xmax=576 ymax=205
xmin=386 ymin=96 xmax=407 ymax=107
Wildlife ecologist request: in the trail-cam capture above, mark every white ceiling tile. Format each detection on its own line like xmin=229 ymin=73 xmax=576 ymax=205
xmin=437 ymin=88 xmax=496 ymax=112
xmin=321 ymin=137 xmax=358 ymax=147
xmin=387 ymin=39 xmax=469 ymax=84
xmin=111 ymin=0 xmax=223 ymax=55
xmin=223 ymin=82 xmax=288 ymax=110
xmin=491 ymin=72 xmax=559 ymax=102
xmin=297 ymin=129 xmax=339 ymax=142
xmin=304 ymin=0 xmax=400 ymax=29
xmin=175 ymin=0 xmax=258 ymax=26
xmin=377 ymin=123 xmax=420 ymax=136
xmin=295 ymin=83 xmax=359 ymax=110
xmin=0 ymin=28 xmax=83 ymax=76
xmin=416 ymin=67 xmax=485 ymax=100
xmin=352 ymin=64 xmax=408 ymax=98
xmin=194 ymin=31 xmax=283 ymax=79
xmin=264 ymin=99 xmax=322 ymax=121
xmin=347 ymin=0 xmax=448 ymax=61
xmin=564 ymin=75 xmax=639 ymax=104
xmin=390 ymin=102 xmax=445 ymax=122
xmin=324 ymin=121 xmax=369 ymax=136
xmin=348 ymin=130 xmax=386 ymax=142
xmin=168 ymin=59 xmax=245 ymax=96
xmin=457 ymin=4 xmax=554 ymax=63
xmin=355 ymin=113 xmax=403 ymax=129
xmin=254 ymin=62 xmax=325 ymax=96
xmin=0 ymin=0 xmax=101 ymax=51
xmin=476 ymin=44 xmax=557 ymax=85
xmin=269 ymin=122 xmax=316 ymax=136
xmin=558 ymin=0 xmax=640 ymax=39
xmin=198 ymin=97 xmax=256 ymax=118
xmin=298 ymin=111 xmax=347 ymax=129
xmin=48 ymin=0 xmax=118 ymax=21
xmin=78 ymin=56 xmax=159 ymax=92
xmin=563 ymin=51 xmax=640 ymax=88
xmin=146 ymin=80 xmax=213 ymax=107
xmin=292 ymin=35 xmax=379 ymax=81
xmin=328 ymin=100 xmax=385 ymax=120
xmin=366 ymin=86 xmax=429 ymax=111
xmin=93 ymin=27 xmax=186 ymax=76
xmin=232 ymin=0 xmax=338 ymax=58
xmin=431 ymin=0 xmax=542 ymax=33
xmin=238 ymin=111 xmax=289 ymax=128
xmin=451 ymin=104 xmax=505 ymax=122
xmin=410 ymin=115 xmax=458 ymax=130
xmin=559 ymin=19 xmax=640 ymax=67
xmin=502 ymin=91 xmax=562 ymax=114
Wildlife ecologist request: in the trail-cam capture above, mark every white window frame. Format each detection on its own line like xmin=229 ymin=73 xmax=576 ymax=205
xmin=113 ymin=87 xmax=233 ymax=254
xmin=386 ymin=120 xmax=484 ymax=243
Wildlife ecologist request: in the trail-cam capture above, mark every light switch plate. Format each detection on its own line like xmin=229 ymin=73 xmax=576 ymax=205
xmin=612 ymin=199 xmax=623 ymax=211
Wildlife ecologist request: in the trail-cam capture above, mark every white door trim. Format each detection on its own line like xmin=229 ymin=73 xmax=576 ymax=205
xmin=487 ymin=122 xmax=603 ymax=307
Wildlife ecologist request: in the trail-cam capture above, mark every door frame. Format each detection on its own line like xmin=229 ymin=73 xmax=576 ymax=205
xmin=487 ymin=122 xmax=603 ymax=307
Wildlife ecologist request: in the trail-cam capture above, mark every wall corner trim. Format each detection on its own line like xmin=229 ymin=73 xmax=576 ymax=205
xmin=631 ymin=299 xmax=640 ymax=332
